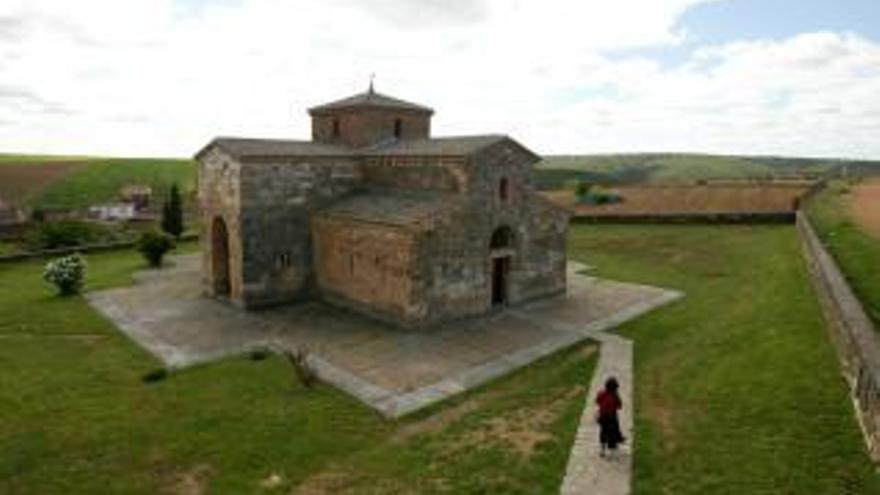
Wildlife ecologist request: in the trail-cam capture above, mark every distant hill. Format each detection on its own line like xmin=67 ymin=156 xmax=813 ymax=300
xmin=3 ymin=151 xmax=879 ymax=209
xmin=533 ymin=153 xmax=880 ymax=190
xmin=0 ymin=154 xmax=195 ymax=211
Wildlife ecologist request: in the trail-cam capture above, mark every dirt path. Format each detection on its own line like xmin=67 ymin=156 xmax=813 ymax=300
xmin=850 ymin=179 xmax=880 ymax=239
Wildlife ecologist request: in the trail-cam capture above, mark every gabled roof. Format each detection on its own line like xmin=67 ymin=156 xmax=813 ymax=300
xmin=198 ymin=137 xmax=353 ymax=161
xmin=366 ymin=134 xmax=540 ymax=162
xmin=317 ymin=190 xmax=459 ymax=229
xmin=197 ymin=134 xmax=540 ymax=165
xmin=309 ymin=89 xmax=433 ymax=115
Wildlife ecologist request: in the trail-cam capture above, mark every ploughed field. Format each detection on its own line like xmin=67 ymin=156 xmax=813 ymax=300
xmin=0 ymin=155 xmax=195 ymax=210
xmin=849 ymin=178 xmax=880 ymax=239
xmin=1 ymin=224 xmax=878 ymax=493
xmin=0 ymin=161 xmax=86 ymax=206
xmin=544 ymin=183 xmax=813 ymax=216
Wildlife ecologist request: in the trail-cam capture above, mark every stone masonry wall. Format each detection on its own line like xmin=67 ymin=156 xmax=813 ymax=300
xmin=418 ymin=206 xmax=493 ymax=324
xmin=798 ymin=211 xmax=880 ymax=461
xmin=237 ymin=157 xmax=361 ymax=308
xmin=198 ymin=147 xmax=245 ymax=302
xmin=417 ymin=140 xmax=569 ymax=325
xmin=467 ymin=140 xmax=567 ymax=304
xmin=362 ymin=156 xmax=464 ymax=192
xmin=312 ymin=216 xmax=424 ymax=325
xmin=518 ymin=194 xmax=569 ymax=301
xmin=312 ymin=108 xmax=430 ymax=148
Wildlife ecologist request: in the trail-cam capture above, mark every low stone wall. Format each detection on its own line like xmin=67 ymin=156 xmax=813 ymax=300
xmin=572 ymin=211 xmax=795 ymax=224
xmin=0 ymin=233 xmax=198 ymax=264
xmin=797 ymin=211 xmax=880 ymax=461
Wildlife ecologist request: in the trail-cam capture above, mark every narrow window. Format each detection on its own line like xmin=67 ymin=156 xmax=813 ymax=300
xmin=394 ymin=118 xmax=402 ymax=138
xmin=499 ymin=177 xmax=510 ymax=202
xmin=332 ymin=118 xmax=340 ymax=138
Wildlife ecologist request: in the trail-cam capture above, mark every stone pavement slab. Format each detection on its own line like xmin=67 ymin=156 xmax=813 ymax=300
xmin=88 ymin=255 xmax=680 ymax=426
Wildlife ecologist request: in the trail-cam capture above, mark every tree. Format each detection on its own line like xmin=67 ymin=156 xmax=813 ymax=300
xmin=574 ymin=181 xmax=593 ymax=202
xmin=161 ymin=184 xmax=184 ymax=239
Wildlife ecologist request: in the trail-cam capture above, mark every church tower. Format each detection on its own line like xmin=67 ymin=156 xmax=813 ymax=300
xmin=308 ymin=84 xmax=433 ymax=149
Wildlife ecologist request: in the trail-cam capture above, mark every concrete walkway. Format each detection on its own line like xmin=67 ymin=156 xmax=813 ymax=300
xmin=555 ymin=262 xmax=684 ymax=494
xmin=559 ymin=333 xmax=634 ymax=495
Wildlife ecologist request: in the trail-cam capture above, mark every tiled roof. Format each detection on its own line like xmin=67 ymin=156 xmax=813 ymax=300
xmin=206 ymin=137 xmax=353 ymax=160
xmin=366 ymin=135 xmax=508 ymax=156
xmin=309 ymin=90 xmax=433 ymax=114
xmin=200 ymin=134 xmax=538 ymax=162
xmin=317 ymin=190 xmax=459 ymax=228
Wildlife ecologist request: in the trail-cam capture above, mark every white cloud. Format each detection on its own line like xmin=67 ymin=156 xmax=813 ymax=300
xmin=0 ymin=0 xmax=878 ymax=159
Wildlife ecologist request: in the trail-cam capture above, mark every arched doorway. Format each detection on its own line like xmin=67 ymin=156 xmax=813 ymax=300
xmin=490 ymin=226 xmax=514 ymax=307
xmin=211 ymin=217 xmax=230 ymax=297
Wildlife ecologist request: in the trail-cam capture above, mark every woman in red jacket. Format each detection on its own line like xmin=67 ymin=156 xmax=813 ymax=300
xmin=596 ymin=377 xmax=626 ymax=458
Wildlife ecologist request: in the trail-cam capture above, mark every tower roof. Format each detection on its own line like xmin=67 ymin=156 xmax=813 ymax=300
xmin=308 ymin=88 xmax=433 ymax=115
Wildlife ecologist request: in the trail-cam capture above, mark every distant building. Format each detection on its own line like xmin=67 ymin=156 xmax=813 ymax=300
xmin=89 ymin=203 xmax=136 ymax=221
xmin=195 ymin=85 xmax=569 ymax=328
xmin=0 ymin=198 xmax=23 ymax=225
xmin=119 ymin=184 xmax=152 ymax=211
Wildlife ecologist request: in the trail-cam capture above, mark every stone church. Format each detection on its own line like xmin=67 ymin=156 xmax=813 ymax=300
xmin=195 ymin=86 xmax=569 ymax=328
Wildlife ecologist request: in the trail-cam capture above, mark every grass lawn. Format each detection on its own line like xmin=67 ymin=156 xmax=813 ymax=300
xmin=3 ymin=224 xmax=877 ymax=494
xmin=0 ymin=246 xmax=595 ymax=494
xmin=31 ymin=158 xmax=196 ymax=210
xmin=0 ymin=241 xmax=18 ymax=256
xmin=806 ymin=181 xmax=880 ymax=327
xmin=570 ymin=224 xmax=880 ymax=494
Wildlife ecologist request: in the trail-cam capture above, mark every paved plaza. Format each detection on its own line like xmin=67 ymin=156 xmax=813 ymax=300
xmin=88 ymin=254 xmax=681 ymax=418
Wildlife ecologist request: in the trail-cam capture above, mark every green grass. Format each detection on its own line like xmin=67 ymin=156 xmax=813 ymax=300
xmin=806 ymin=182 xmax=880 ymax=327
xmin=569 ymin=224 xmax=880 ymax=494
xmin=32 ymin=158 xmax=196 ymax=210
xmin=0 ymin=246 xmax=595 ymax=494
xmin=0 ymin=241 xmax=18 ymax=256
xmin=3 ymin=223 xmax=877 ymax=494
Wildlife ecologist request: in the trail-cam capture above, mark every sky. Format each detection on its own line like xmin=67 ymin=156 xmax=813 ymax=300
xmin=1 ymin=0 xmax=879 ymax=159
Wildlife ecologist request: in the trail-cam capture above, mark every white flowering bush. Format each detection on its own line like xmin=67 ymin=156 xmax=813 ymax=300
xmin=43 ymin=254 xmax=87 ymax=296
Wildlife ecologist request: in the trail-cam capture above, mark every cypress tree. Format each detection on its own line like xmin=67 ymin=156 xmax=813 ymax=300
xmin=161 ymin=184 xmax=184 ymax=239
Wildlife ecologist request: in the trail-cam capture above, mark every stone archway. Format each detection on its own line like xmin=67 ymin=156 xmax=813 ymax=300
xmin=211 ymin=217 xmax=231 ymax=297
xmin=490 ymin=226 xmax=515 ymax=307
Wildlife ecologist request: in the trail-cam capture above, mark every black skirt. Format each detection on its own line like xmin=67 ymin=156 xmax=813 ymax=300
xmin=598 ymin=413 xmax=625 ymax=449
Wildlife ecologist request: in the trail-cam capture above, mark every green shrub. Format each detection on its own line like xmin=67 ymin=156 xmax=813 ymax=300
xmin=27 ymin=220 xmax=99 ymax=250
xmin=249 ymin=348 xmax=271 ymax=361
xmin=43 ymin=253 xmax=87 ymax=296
xmin=137 ymin=230 xmax=175 ymax=267
xmin=574 ymin=181 xmax=592 ymax=200
xmin=141 ymin=368 xmax=168 ymax=383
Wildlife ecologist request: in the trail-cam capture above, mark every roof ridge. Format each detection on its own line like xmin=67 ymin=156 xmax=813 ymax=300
xmin=309 ymin=89 xmax=433 ymax=114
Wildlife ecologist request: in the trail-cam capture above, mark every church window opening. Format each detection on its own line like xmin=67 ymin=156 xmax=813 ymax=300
xmin=499 ymin=177 xmax=510 ymax=202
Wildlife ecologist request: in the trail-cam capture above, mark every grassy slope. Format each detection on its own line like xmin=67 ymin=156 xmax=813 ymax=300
xmin=569 ymin=224 xmax=880 ymax=494
xmin=806 ymin=181 xmax=880 ymax=326
xmin=32 ymin=158 xmax=196 ymax=210
xmin=0 ymin=153 xmax=92 ymax=164
xmin=0 ymin=247 xmax=594 ymax=494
